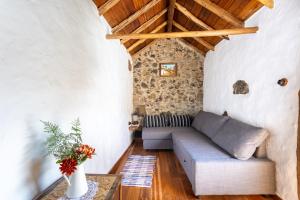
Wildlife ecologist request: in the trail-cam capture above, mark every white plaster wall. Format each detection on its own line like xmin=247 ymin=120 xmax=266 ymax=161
xmin=204 ymin=1 xmax=300 ymax=199
xmin=0 ymin=0 xmax=133 ymax=199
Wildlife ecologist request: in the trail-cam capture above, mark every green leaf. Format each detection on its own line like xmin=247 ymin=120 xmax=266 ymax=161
xmin=41 ymin=118 xmax=84 ymax=162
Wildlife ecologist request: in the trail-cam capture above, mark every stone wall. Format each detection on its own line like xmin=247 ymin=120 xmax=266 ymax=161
xmin=132 ymin=39 xmax=204 ymax=116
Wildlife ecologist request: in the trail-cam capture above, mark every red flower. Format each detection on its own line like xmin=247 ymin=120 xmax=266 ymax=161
xmin=59 ymin=158 xmax=77 ymax=176
xmin=76 ymin=144 xmax=95 ymax=159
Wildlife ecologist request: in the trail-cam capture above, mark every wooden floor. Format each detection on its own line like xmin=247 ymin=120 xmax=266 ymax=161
xmin=110 ymin=139 xmax=278 ymax=200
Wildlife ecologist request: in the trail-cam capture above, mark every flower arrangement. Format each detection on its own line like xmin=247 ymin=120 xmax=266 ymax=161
xmin=41 ymin=119 xmax=95 ymax=176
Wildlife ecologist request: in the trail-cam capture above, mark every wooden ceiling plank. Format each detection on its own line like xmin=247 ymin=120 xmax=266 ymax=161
xmin=122 ymin=8 xmax=167 ymax=44
xmin=167 ymin=0 xmax=176 ymax=32
xmin=175 ymin=2 xmax=229 ymax=40
xmin=128 ymin=22 xmax=167 ymax=52
xmin=193 ymin=0 xmax=244 ymax=27
xmin=112 ymin=0 xmax=161 ymax=33
xmin=173 ymin=21 xmax=214 ymax=51
xmin=255 ymin=0 xmax=274 ymax=9
xmin=106 ymin=27 xmax=259 ymax=40
xmin=98 ymin=0 xmax=121 ymax=15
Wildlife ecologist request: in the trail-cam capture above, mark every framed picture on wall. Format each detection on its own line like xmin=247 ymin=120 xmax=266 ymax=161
xmin=159 ymin=63 xmax=177 ymax=77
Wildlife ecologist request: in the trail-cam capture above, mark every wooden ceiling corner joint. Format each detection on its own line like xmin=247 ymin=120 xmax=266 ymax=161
xmin=128 ymin=22 xmax=167 ymax=52
xmin=98 ymin=0 xmax=120 ymax=15
xmin=173 ymin=21 xmax=214 ymax=51
xmin=106 ymin=27 xmax=259 ymax=40
xmin=193 ymin=0 xmax=244 ymax=27
xmin=167 ymin=0 xmax=176 ymax=32
xmin=175 ymin=2 xmax=229 ymax=40
xmin=112 ymin=0 xmax=161 ymax=33
xmin=121 ymin=8 xmax=168 ymax=44
xmin=255 ymin=0 xmax=274 ymax=9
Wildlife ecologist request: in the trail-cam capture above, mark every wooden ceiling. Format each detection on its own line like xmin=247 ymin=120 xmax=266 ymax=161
xmin=93 ymin=0 xmax=273 ymax=56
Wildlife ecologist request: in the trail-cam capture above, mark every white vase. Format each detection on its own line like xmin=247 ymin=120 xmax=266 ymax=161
xmin=63 ymin=164 xmax=88 ymax=198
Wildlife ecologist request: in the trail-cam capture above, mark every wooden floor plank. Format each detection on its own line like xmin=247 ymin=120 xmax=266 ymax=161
xmin=110 ymin=140 xmax=279 ymax=200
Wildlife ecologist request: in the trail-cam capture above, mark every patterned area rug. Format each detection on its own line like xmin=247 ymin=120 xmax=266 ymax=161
xmin=121 ymin=155 xmax=156 ymax=187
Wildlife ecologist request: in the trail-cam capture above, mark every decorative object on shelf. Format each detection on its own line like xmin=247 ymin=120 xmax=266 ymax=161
xmin=128 ymin=118 xmax=141 ymax=133
xmin=132 ymin=112 xmax=139 ymax=122
xmin=233 ymin=80 xmax=249 ymax=94
xmin=159 ymin=63 xmax=177 ymax=77
xmin=136 ymin=105 xmax=146 ymax=116
xmin=277 ymin=78 xmax=288 ymax=86
xmin=129 ymin=105 xmax=147 ymax=132
xmin=41 ymin=119 xmax=96 ymax=199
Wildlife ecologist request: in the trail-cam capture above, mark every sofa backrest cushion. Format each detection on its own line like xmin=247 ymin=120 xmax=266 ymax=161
xmin=170 ymin=115 xmax=192 ymax=127
xmin=191 ymin=111 xmax=229 ymax=138
xmin=143 ymin=115 xmax=168 ymax=127
xmin=212 ymin=118 xmax=269 ymax=160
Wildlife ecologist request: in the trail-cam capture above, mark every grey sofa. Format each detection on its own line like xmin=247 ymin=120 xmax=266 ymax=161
xmin=142 ymin=111 xmax=275 ymax=196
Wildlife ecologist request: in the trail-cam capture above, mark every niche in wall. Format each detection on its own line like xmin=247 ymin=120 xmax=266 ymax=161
xmin=233 ymin=80 xmax=249 ymax=95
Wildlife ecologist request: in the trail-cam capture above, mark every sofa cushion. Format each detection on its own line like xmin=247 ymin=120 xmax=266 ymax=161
xmin=143 ymin=139 xmax=173 ymax=149
xmin=170 ymin=114 xmax=192 ymax=127
xmin=212 ymin=118 xmax=269 ymax=160
xmin=143 ymin=115 xmax=168 ymax=128
xmin=191 ymin=111 xmax=229 ymax=138
xmin=142 ymin=127 xmax=173 ymax=140
xmin=172 ymin=130 xmax=231 ymax=160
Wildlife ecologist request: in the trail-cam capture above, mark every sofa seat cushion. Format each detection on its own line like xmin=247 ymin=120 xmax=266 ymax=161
xmin=212 ymin=118 xmax=269 ymax=160
xmin=172 ymin=130 xmax=231 ymax=161
xmin=143 ymin=139 xmax=173 ymax=149
xmin=142 ymin=127 xmax=173 ymax=140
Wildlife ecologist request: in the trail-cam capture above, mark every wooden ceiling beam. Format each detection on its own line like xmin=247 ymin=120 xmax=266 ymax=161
xmin=193 ymin=0 xmax=244 ymax=27
xmin=175 ymin=2 xmax=229 ymax=40
xmin=167 ymin=0 xmax=176 ymax=32
xmin=122 ymin=9 xmax=167 ymax=44
xmin=128 ymin=22 xmax=167 ymax=52
xmin=131 ymin=34 xmax=206 ymax=57
xmin=173 ymin=21 xmax=214 ymax=51
xmin=255 ymin=0 xmax=274 ymax=9
xmin=106 ymin=27 xmax=259 ymax=40
xmin=112 ymin=0 xmax=161 ymax=33
xmin=98 ymin=0 xmax=121 ymax=15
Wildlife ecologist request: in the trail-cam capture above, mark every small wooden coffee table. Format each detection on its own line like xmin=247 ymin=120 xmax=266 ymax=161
xmin=34 ymin=174 xmax=122 ymax=200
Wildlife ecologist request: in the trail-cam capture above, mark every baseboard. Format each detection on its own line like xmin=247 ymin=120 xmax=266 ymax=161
xmin=108 ymin=140 xmax=135 ymax=174
xmin=271 ymin=195 xmax=283 ymax=200
xmin=262 ymin=195 xmax=282 ymax=200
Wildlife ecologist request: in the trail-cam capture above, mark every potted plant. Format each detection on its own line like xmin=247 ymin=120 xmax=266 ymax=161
xmin=41 ymin=118 xmax=95 ymax=198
